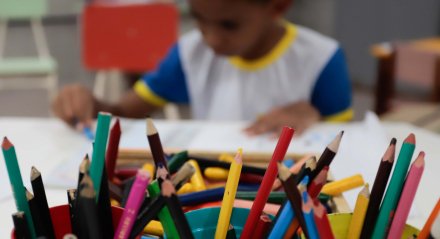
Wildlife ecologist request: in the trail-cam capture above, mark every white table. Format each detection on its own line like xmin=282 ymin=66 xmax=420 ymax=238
xmin=0 ymin=116 xmax=439 ymax=238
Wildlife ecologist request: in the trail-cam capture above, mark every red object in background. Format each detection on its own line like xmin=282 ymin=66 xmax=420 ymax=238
xmin=82 ymin=3 xmax=178 ymax=73
xmin=12 ymin=204 xmax=124 ymax=239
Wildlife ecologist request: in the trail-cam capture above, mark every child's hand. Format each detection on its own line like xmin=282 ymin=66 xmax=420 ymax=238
xmin=244 ymin=101 xmax=320 ymax=136
xmin=51 ymin=84 xmax=97 ymax=129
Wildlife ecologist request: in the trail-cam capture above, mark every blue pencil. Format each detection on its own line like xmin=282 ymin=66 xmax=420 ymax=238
xmin=178 ymin=187 xmax=225 ymax=206
xmin=302 ymin=191 xmax=319 ymax=239
xmin=268 ymin=202 xmax=295 ymax=239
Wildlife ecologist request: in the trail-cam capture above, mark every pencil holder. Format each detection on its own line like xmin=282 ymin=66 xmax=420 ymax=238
xmin=327 ymin=213 xmax=419 ymax=239
xmin=11 ymin=204 xmax=124 ymax=239
xmin=185 ymin=206 xmax=273 ymax=239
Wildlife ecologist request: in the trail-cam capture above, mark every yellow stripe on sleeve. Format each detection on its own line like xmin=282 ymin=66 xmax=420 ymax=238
xmin=324 ymin=108 xmax=354 ymax=122
xmin=133 ymin=80 xmax=168 ymax=107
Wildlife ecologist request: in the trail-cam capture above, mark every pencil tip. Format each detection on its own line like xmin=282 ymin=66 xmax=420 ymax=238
xmin=414 ymin=152 xmax=425 ymax=167
xmin=2 ymin=137 xmax=12 ymax=149
xmin=146 ymin=117 xmax=157 ymax=136
xmin=161 ymin=180 xmax=176 ymax=197
xmin=30 ymin=166 xmax=40 ymax=180
xmin=235 ymin=148 xmax=243 ymax=164
xmin=328 ymin=131 xmax=343 ymax=152
xmin=404 ymin=133 xmax=416 ymax=144
xmin=390 ymin=138 xmax=397 ymax=145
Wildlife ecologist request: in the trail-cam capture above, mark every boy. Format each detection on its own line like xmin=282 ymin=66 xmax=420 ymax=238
xmin=52 ymin=0 xmax=352 ymax=135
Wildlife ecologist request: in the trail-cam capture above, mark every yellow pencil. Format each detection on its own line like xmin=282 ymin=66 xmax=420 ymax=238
xmin=188 ymin=159 xmax=207 ymax=191
xmin=204 ymin=167 xmax=229 ymax=181
xmin=143 ymin=220 xmax=164 ymax=236
xmin=215 ymin=148 xmax=243 ymax=239
xmin=142 ymin=163 xmax=155 ymax=177
xmin=347 ymin=184 xmax=370 ymax=239
xmin=321 ymin=174 xmax=365 ymax=195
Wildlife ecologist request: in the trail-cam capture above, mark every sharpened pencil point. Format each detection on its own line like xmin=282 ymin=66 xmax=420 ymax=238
xmin=328 ymin=131 xmax=344 ymax=152
xmin=390 ymin=138 xmax=397 ymax=145
xmin=404 ymin=133 xmax=416 ymax=145
xmin=235 ymin=148 xmax=243 ymax=164
xmin=161 ymin=180 xmax=176 ymax=197
xmin=2 ymin=137 xmax=13 ymax=150
xmin=414 ymin=152 xmax=425 ymax=167
xmin=277 ymin=162 xmax=291 ymax=181
xmin=146 ymin=118 xmax=158 ymax=136
xmin=30 ymin=166 xmax=41 ymax=181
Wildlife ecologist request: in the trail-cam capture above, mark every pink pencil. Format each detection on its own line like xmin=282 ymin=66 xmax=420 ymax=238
xmin=387 ymin=152 xmax=425 ymax=238
xmin=240 ymin=126 xmax=294 ymax=239
xmin=114 ymin=169 xmax=150 ymax=239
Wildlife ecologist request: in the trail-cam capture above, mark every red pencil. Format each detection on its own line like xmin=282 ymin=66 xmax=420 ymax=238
xmin=251 ymin=213 xmax=272 ymax=239
xmin=312 ymin=198 xmax=334 ymax=239
xmin=241 ymin=126 xmax=294 ymax=239
xmin=387 ymin=152 xmax=425 ymax=238
xmin=106 ymin=119 xmax=121 ymax=181
xmin=308 ymin=166 xmax=328 ymax=199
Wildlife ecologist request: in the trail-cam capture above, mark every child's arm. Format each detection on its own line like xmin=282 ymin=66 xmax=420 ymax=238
xmin=243 ymin=101 xmax=321 ymax=136
xmin=52 ymin=84 xmax=160 ymax=129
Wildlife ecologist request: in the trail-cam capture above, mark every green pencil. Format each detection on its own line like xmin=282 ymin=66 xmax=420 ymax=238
xmin=148 ymin=180 xmax=180 ymax=239
xmin=371 ymin=133 xmax=416 ymax=238
xmin=2 ymin=137 xmax=36 ymax=238
xmin=168 ymin=150 xmax=188 ymax=174
xmin=89 ymin=112 xmax=111 ymax=200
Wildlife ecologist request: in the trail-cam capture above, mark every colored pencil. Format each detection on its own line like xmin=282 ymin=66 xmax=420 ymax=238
xmin=241 ymin=126 xmax=294 ymax=239
xmin=418 ymin=199 xmax=440 ymax=239
xmin=188 ymin=160 xmax=207 ymax=191
xmin=77 ymin=174 xmax=102 ymax=239
xmin=310 ymin=131 xmax=343 ymax=181
xmin=321 ymin=174 xmax=364 ymax=196
xmin=388 ymin=152 xmax=425 ymax=238
xmin=251 ymin=214 xmax=272 ymax=239
xmin=97 ymin=165 xmax=114 ymax=238
xmin=90 ymin=112 xmax=112 ymax=199
xmin=30 ymin=167 xmax=55 ymax=239
xmin=302 ymin=191 xmax=319 ymax=239
xmin=2 ymin=137 xmax=36 ymax=238
xmin=360 ymin=138 xmax=396 ymax=239
xmin=179 ymin=187 xmax=225 ymax=206
xmin=168 ymin=150 xmax=189 ymax=174
xmin=26 ymin=188 xmax=46 ymax=238
xmin=130 ymin=195 xmax=166 ymax=238
xmin=235 ymin=191 xmax=287 ymax=205
xmin=277 ymin=162 xmax=310 ymax=238
xmin=296 ymin=156 xmax=317 ymax=183
xmin=161 ymin=180 xmax=194 ymax=239
xmin=215 ymin=148 xmax=243 ymax=239
xmin=77 ymin=155 xmax=90 ymax=191
xmin=308 ymin=166 xmax=328 ymax=199
xmin=192 ymin=156 xmax=266 ymax=176
xmin=372 ymin=133 xmax=416 ymax=239
xmin=115 ymin=170 xmax=150 ymax=239
xmin=12 ymin=211 xmax=31 ymax=239
xmin=146 ymin=118 xmax=168 ymax=170
xmin=106 ymin=118 xmax=121 ymax=181
xmin=347 ymin=184 xmax=370 ymax=239
xmin=204 ymin=167 xmax=229 ymax=181
xmin=226 ymin=224 xmax=237 ymax=239
xmin=148 ymin=180 xmax=180 ymax=239
xmin=121 ymin=177 xmax=135 ymax=207
xmin=272 ymin=154 xmax=313 ymax=190
xmin=171 ymin=162 xmax=195 ymax=191
xmin=109 ymin=180 xmax=123 ymax=202
xmin=156 ymin=163 xmax=170 ymax=181
xmin=312 ymin=198 xmax=334 ymax=239
xmin=67 ymin=189 xmax=78 ymax=235
xmin=268 ymin=201 xmax=295 ymax=239
xmin=283 ymin=218 xmax=299 ymax=239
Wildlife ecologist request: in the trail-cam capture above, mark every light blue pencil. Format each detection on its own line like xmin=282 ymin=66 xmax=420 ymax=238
xmin=302 ymin=191 xmax=319 ymax=239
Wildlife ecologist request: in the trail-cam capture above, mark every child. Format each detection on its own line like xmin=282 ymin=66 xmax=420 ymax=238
xmin=52 ymin=0 xmax=352 ymax=135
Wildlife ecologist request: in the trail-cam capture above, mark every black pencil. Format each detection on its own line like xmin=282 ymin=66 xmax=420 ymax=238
xmin=30 ymin=166 xmax=55 ymax=239
xmin=77 ymin=155 xmax=90 ymax=191
xmin=108 ymin=180 xmax=123 ymax=202
xmin=67 ymin=189 xmax=78 ymax=236
xmin=360 ymin=138 xmax=396 ymax=239
xmin=171 ymin=162 xmax=196 ymax=191
xmin=97 ymin=165 xmax=114 ymax=238
xmin=226 ymin=224 xmax=237 ymax=239
xmin=77 ymin=174 xmax=102 ymax=239
xmin=146 ymin=118 xmax=169 ymax=171
xmin=277 ymin=162 xmax=310 ymax=238
xmin=161 ymin=180 xmax=194 ymax=239
xmin=12 ymin=211 xmax=31 ymax=239
xmin=25 ymin=187 xmax=46 ymax=238
xmin=191 ymin=156 xmax=266 ymax=176
xmin=295 ymin=156 xmax=317 ymax=184
xmin=309 ymin=131 xmax=343 ymax=181
xmin=129 ymin=194 xmax=166 ymax=238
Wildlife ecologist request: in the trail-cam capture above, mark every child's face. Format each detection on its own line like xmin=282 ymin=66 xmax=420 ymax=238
xmin=189 ymin=0 xmax=278 ymax=57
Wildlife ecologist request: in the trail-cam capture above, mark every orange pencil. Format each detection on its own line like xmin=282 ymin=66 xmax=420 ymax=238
xmin=418 ymin=199 xmax=440 ymax=239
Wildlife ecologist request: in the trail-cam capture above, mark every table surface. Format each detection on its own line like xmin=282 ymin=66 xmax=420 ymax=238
xmin=1 ymin=116 xmax=439 ymax=237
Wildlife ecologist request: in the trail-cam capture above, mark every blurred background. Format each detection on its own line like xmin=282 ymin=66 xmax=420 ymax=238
xmin=1 ymin=0 xmax=439 ymax=122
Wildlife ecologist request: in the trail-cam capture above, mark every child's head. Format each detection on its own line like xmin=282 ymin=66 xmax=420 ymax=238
xmin=189 ymin=0 xmax=291 ymax=59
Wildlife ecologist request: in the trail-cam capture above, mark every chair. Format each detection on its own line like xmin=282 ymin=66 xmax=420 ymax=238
xmin=371 ymin=38 xmax=440 ymax=115
xmin=82 ymin=3 xmax=180 ymax=119
xmin=0 ymin=0 xmax=58 ymax=102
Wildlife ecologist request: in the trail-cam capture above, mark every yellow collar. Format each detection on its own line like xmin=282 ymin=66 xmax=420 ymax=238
xmin=229 ymin=23 xmax=297 ymax=71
